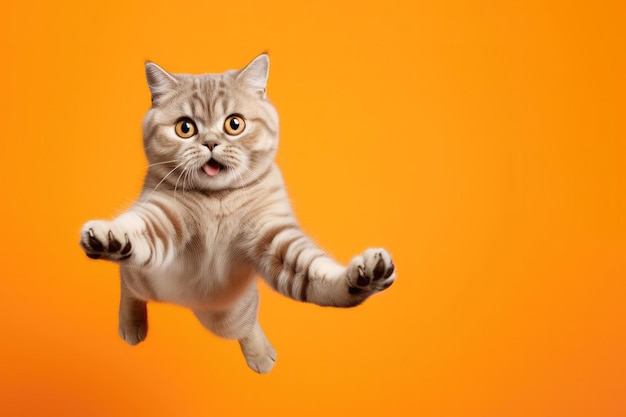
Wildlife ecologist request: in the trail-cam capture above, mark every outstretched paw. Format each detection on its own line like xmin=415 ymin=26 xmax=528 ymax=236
xmin=80 ymin=221 xmax=132 ymax=261
xmin=346 ymin=248 xmax=395 ymax=299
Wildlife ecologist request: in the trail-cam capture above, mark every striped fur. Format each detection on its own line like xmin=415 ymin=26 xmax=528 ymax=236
xmin=80 ymin=54 xmax=396 ymax=373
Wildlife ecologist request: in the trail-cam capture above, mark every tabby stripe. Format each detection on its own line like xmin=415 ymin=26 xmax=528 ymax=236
xmin=299 ymin=263 xmax=311 ymax=302
xmin=292 ymin=246 xmax=325 ymax=301
xmin=207 ymin=90 xmax=217 ymax=116
xmin=142 ymin=208 xmax=170 ymax=253
xmin=296 ymin=251 xmax=321 ymax=302
xmin=137 ymin=212 xmax=159 ymax=265
xmin=284 ymin=235 xmax=310 ymax=269
xmin=276 ymin=233 xmax=305 ymax=266
xmin=282 ymin=236 xmax=311 ymax=297
xmin=151 ymin=199 xmax=183 ymax=239
xmin=189 ymin=99 xmax=196 ymax=118
xmin=139 ymin=213 xmax=157 ymax=244
xmin=253 ymin=223 xmax=299 ymax=274
xmin=217 ymin=96 xmax=229 ymax=118
xmin=254 ymin=223 xmax=297 ymax=253
xmin=274 ymin=233 xmax=307 ymax=295
xmin=192 ymin=92 xmax=207 ymax=116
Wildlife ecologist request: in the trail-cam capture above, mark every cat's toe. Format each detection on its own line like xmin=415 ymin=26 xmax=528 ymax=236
xmin=347 ymin=248 xmax=396 ymax=296
xmin=80 ymin=224 xmax=106 ymax=258
xmin=240 ymin=330 xmax=277 ymax=374
xmin=244 ymin=350 xmax=277 ymax=374
xmin=88 ymin=229 xmax=105 ymax=252
xmin=80 ymin=221 xmax=132 ymax=261
xmin=362 ymin=248 xmax=394 ymax=281
xmin=119 ymin=321 xmax=148 ymax=346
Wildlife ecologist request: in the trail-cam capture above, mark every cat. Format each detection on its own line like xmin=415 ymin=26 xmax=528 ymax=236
xmin=79 ymin=54 xmax=396 ymax=374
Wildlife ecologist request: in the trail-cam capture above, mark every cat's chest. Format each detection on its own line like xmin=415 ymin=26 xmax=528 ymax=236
xmin=196 ymin=197 xmax=243 ymax=250
xmin=146 ymin=198 xmax=253 ymax=309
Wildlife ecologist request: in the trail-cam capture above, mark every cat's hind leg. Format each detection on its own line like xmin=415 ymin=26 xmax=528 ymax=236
xmin=237 ymin=321 xmax=276 ymax=374
xmin=118 ymin=276 xmax=148 ymax=346
xmin=193 ymin=282 xmax=276 ymax=374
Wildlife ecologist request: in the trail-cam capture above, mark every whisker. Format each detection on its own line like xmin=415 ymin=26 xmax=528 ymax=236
xmin=174 ymin=166 xmax=187 ymax=199
xmin=147 ymin=159 xmax=179 ymax=168
xmin=148 ymin=160 xmax=187 ymax=198
xmin=183 ymin=167 xmax=193 ymax=196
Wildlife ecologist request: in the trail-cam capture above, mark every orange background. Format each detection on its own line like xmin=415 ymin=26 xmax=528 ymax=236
xmin=1 ymin=0 xmax=625 ymax=416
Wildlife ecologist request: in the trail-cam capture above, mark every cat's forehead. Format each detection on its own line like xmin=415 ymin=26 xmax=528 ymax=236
xmin=177 ymin=69 xmax=238 ymax=92
xmin=150 ymin=72 xmax=263 ymax=128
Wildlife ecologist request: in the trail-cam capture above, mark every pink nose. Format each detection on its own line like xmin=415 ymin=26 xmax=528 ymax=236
xmin=204 ymin=142 xmax=219 ymax=151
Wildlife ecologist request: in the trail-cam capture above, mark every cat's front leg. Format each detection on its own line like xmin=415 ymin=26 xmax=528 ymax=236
xmin=305 ymin=247 xmax=396 ymax=307
xmin=250 ymin=220 xmax=396 ymax=307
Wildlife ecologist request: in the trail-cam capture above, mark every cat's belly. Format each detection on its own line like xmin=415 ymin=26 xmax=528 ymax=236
xmin=124 ymin=261 xmax=256 ymax=311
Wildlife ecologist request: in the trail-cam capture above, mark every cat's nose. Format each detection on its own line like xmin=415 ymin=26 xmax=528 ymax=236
xmin=204 ymin=141 xmax=219 ymax=151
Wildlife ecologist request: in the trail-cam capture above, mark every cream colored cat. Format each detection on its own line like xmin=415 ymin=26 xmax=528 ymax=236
xmin=80 ymin=54 xmax=396 ymax=373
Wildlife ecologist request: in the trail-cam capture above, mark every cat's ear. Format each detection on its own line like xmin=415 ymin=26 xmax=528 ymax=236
xmin=237 ymin=54 xmax=269 ymax=98
xmin=145 ymin=62 xmax=178 ymax=102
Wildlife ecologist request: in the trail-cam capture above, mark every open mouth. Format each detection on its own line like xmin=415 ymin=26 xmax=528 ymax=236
xmin=202 ymin=158 xmax=227 ymax=177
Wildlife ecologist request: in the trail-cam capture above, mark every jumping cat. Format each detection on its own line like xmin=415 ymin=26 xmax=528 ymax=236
xmin=79 ymin=54 xmax=396 ymax=373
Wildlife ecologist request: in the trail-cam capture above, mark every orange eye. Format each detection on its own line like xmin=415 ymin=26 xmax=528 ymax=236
xmin=175 ymin=118 xmax=197 ymax=139
xmin=224 ymin=114 xmax=245 ymax=136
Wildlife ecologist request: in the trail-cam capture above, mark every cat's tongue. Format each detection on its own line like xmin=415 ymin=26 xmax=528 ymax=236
xmin=203 ymin=159 xmax=221 ymax=176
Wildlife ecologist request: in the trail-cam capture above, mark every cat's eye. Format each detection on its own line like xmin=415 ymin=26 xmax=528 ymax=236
xmin=224 ymin=114 xmax=246 ymax=136
xmin=175 ymin=118 xmax=197 ymax=139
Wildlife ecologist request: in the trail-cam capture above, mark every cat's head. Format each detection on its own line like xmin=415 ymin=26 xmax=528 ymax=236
xmin=142 ymin=54 xmax=279 ymax=193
